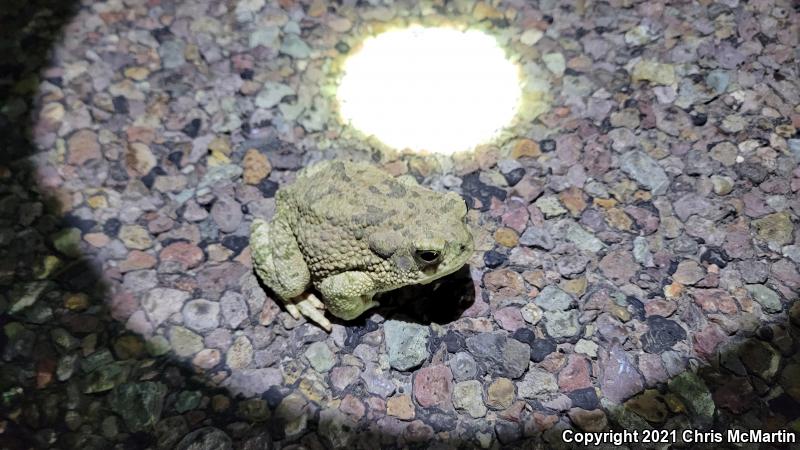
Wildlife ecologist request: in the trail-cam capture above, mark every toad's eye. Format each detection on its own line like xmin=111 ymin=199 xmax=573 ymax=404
xmin=415 ymin=250 xmax=441 ymax=265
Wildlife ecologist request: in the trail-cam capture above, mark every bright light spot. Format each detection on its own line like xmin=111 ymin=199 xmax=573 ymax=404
xmin=337 ymin=26 xmax=522 ymax=154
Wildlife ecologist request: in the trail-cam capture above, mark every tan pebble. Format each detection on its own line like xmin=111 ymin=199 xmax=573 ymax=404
xmin=207 ymin=243 xmax=233 ymax=262
xmin=193 ymin=348 xmax=221 ymax=370
xmin=208 ymin=136 xmax=231 ymax=155
xmin=609 ymin=304 xmax=631 ymax=322
xmin=605 ymin=207 xmax=633 ymax=231
xmin=86 ymin=195 xmax=107 ymax=209
xmin=64 ymin=293 xmax=90 ymax=311
xmin=40 ymin=102 xmax=65 ymax=129
xmin=84 ymin=232 xmax=110 ymax=247
xmin=559 ymin=187 xmax=587 ymax=216
xmin=243 ymin=148 xmax=272 ymax=185
xmin=560 ymin=277 xmax=587 ymax=296
xmin=664 ymin=282 xmax=683 ymax=299
xmin=487 ymin=378 xmax=515 ymax=409
xmin=511 ymin=139 xmax=541 ymax=159
xmin=494 ymin=227 xmax=519 ymax=247
xmin=593 ymin=197 xmax=617 ymax=209
xmin=124 ymin=67 xmax=150 ymax=81
xmin=67 ymin=130 xmax=101 ymax=166
xmin=308 ymin=0 xmax=327 ymax=17
xmin=386 ymin=395 xmax=415 ymax=420
xmin=125 ymin=142 xmax=156 ymax=175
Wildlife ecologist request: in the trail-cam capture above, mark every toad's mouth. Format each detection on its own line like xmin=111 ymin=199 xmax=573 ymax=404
xmin=419 ymin=260 xmax=465 ymax=284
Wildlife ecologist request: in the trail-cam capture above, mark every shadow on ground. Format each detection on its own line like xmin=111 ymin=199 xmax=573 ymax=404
xmin=1 ymin=1 xmax=799 ymax=450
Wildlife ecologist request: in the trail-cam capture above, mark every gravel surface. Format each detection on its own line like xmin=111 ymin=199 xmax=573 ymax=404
xmin=1 ymin=0 xmax=799 ymax=448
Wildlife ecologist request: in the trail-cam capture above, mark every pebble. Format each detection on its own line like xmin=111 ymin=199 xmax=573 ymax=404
xmin=672 ymin=260 xmax=705 ymax=285
xmin=211 ymin=196 xmax=243 ymax=233
xmin=738 ymin=339 xmax=780 ymax=380
xmin=255 ymin=82 xmax=295 ymax=109
xmin=624 ymin=389 xmax=669 ymax=423
xmin=127 ymin=143 xmax=157 ymax=175
xmin=219 ymin=291 xmax=249 ymax=329
xmin=329 ymin=365 xmax=359 ymax=392
xmin=632 ymin=61 xmax=676 ymax=85
xmin=713 ymin=377 xmax=756 ymax=414
xmin=599 ymin=251 xmax=638 ymax=284
xmin=279 ymin=35 xmax=311 ymax=59
xmin=574 ymin=339 xmax=598 ymax=358
xmin=668 ymin=372 xmax=714 ymax=428
xmin=565 ymin=223 xmax=605 ymax=253
xmin=449 ymin=351 xmax=478 ymax=382
xmin=169 ymin=326 xmax=204 ymax=358
xmin=534 ymin=196 xmax=567 ymax=218
xmin=559 ymin=355 xmax=592 ymax=392
xmin=711 ymin=175 xmax=734 ymax=195
xmin=519 ymin=226 xmax=555 ymax=250
xmin=108 ymin=382 xmax=167 ymax=432
xmin=520 ymin=29 xmax=543 ymax=45
xmin=452 ymin=380 xmax=487 ymax=418
xmin=175 ymin=390 xmax=202 ymax=413
xmin=119 ymin=225 xmax=153 ymax=250
xmin=67 ymin=130 xmax=102 ymax=166
xmin=339 ymin=394 xmax=365 ymax=419
xmin=745 ymin=284 xmax=782 ymax=313
xmin=183 ymin=299 xmax=219 ymax=332
xmin=544 ymin=310 xmax=581 ymax=338
xmin=568 ymin=408 xmax=608 ymax=432
xmin=305 ymin=341 xmax=335 ymax=372
xmin=242 ymin=149 xmax=271 ymax=185
xmin=511 ymin=139 xmax=541 ymax=159
xmin=193 ymin=348 xmax=221 ymax=370
xmin=386 ymin=394 xmax=415 ymax=420
xmin=535 ymin=286 xmax=573 ymax=311
xmin=639 ymin=353 xmax=669 ymax=386
xmin=517 ymin=368 xmax=558 ymax=398
xmin=159 ymin=40 xmax=186 ymax=69
xmin=466 ymin=333 xmax=529 ymax=379
xmin=542 ymin=53 xmax=566 ymax=77
xmin=487 ymin=378 xmax=515 ymax=409
xmin=520 ymin=303 xmax=543 ymax=324
xmin=384 ymin=320 xmax=430 ymax=371
xmin=692 ymin=289 xmax=738 ymax=314
xmin=226 ymin=336 xmax=253 ymax=369
xmin=753 ymin=212 xmax=794 ymax=246
xmin=530 ymin=339 xmax=557 ymax=362
xmin=175 ymin=427 xmax=232 ymax=450
xmin=413 ymin=364 xmax=454 ymax=409
xmin=141 ymin=288 xmax=189 ymax=328
xmin=222 ymin=368 xmax=282 ymax=398
xmin=706 ymin=70 xmax=730 ymax=94
xmin=600 ymin=345 xmax=644 ymax=403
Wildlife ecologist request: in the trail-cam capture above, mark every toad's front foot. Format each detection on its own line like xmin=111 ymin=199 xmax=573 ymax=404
xmin=286 ymin=292 xmax=332 ymax=332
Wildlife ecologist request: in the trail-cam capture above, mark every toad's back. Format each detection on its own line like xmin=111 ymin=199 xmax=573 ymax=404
xmin=273 ymin=160 xmax=464 ymax=280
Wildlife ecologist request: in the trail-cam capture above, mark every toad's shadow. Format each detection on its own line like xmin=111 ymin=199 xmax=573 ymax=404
xmin=259 ymin=265 xmax=475 ymax=331
xmin=372 ymin=265 xmax=475 ymax=325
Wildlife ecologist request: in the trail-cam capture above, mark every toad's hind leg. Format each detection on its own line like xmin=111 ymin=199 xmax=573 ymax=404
xmin=250 ymin=218 xmax=310 ymax=302
xmin=293 ymin=292 xmax=332 ymax=331
xmin=250 ymin=219 xmax=333 ymax=331
xmin=316 ymin=272 xmax=380 ymax=321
